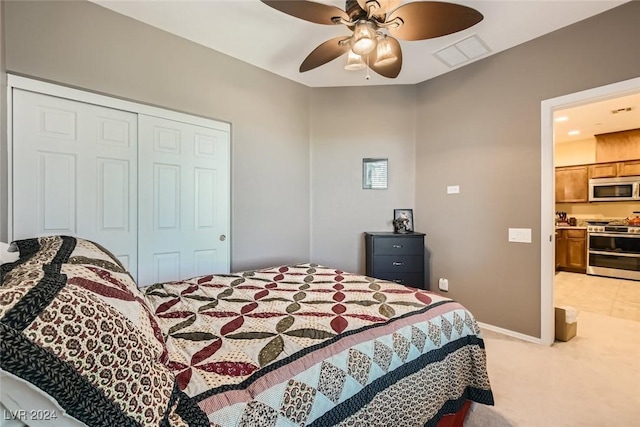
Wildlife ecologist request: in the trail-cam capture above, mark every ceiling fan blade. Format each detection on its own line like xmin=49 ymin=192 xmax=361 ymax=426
xmin=357 ymin=0 xmax=401 ymax=19
xmin=369 ymin=36 xmax=403 ymax=78
xmin=300 ymin=37 xmax=351 ymax=72
xmin=261 ymin=1 xmax=349 ymax=25
xmin=387 ymin=1 xmax=483 ymax=41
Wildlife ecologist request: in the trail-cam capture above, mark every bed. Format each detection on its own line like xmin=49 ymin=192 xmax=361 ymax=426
xmin=0 ymin=236 xmax=493 ymax=426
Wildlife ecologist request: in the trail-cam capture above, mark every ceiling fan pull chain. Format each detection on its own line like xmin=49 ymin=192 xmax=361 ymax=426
xmin=365 ymin=55 xmax=371 ymax=80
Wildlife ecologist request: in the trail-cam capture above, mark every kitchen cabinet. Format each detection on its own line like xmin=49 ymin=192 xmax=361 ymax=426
xmin=617 ymin=159 xmax=640 ymax=177
xmin=589 ymin=162 xmax=618 ymax=179
xmin=555 ymin=229 xmax=587 ymax=273
xmin=595 ymin=128 xmax=640 ymax=163
xmin=588 ymin=160 xmax=640 ymax=178
xmin=365 ymin=232 xmax=426 ymax=289
xmin=556 ymin=231 xmax=567 ymax=270
xmin=555 ymin=166 xmax=588 ymax=203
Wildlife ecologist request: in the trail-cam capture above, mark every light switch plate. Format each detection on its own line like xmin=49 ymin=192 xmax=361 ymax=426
xmin=447 ymin=185 xmax=460 ymax=194
xmin=508 ymin=228 xmax=532 ymax=243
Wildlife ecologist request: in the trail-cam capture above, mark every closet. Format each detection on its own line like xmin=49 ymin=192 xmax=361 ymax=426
xmin=9 ymin=76 xmax=230 ymax=285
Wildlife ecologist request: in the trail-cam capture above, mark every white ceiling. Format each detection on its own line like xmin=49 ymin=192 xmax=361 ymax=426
xmin=554 ymin=92 xmax=640 ymax=144
xmin=91 ymin=0 xmax=629 ymax=88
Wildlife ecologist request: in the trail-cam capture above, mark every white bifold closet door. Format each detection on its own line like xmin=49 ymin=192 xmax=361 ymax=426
xmin=12 ymin=89 xmax=138 ymax=276
xmin=137 ymin=115 xmax=230 ymax=285
xmin=12 ymin=85 xmax=231 ymax=286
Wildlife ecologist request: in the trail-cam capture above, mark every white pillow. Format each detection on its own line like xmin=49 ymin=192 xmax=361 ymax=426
xmin=0 ymin=242 xmax=20 ymax=265
xmin=0 ymin=370 xmax=87 ymax=427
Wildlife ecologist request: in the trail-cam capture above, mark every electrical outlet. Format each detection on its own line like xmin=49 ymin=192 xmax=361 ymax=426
xmin=438 ymin=278 xmax=449 ymax=292
xmin=447 ymin=185 xmax=460 ymax=194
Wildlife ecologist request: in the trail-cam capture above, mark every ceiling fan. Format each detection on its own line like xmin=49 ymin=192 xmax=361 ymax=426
xmin=260 ymin=0 xmax=484 ymax=79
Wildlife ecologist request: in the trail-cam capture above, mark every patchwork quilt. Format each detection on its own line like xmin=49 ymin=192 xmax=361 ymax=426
xmin=144 ymin=264 xmax=494 ymax=426
xmin=1 ymin=236 xmax=493 ymax=427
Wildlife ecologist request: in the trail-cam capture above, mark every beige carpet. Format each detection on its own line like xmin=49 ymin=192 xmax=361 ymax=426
xmin=473 ymin=310 xmax=640 ymax=426
xmin=465 ymin=403 xmax=516 ymax=426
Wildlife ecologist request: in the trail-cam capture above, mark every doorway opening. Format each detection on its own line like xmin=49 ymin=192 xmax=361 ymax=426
xmin=540 ymin=76 xmax=640 ymax=345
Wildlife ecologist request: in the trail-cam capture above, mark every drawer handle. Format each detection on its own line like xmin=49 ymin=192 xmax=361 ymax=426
xmin=393 ymin=245 xmax=403 ymax=248
xmin=393 ymin=279 xmax=404 ymax=284
xmin=392 ymin=262 xmax=404 ymax=266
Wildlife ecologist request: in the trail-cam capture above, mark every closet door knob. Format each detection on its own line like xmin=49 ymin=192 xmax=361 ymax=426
xmin=220 ymin=235 xmax=227 ymax=241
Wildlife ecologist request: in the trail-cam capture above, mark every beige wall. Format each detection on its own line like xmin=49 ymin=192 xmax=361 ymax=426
xmin=310 ymin=86 xmax=416 ymax=274
xmin=2 ymin=0 xmax=311 ymax=271
xmin=415 ymin=1 xmax=640 ymax=337
xmin=556 ymin=202 xmax=639 ymax=220
xmin=555 ymin=138 xmax=597 ymax=166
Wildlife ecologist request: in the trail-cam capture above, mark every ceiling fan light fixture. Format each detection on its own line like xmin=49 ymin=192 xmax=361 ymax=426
xmin=350 ymin=21 xmax=378 ymax=55
xmin=259 ymin=0 xmax=484 ymax=79
xmin=345 ymin=50 xmax=366 ymax=71
xmin=374 ymin=37 xmax=397 ymax=67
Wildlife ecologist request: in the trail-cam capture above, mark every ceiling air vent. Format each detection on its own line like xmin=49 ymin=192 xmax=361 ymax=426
xmin=610 ymin=107 xmax=633 ymax=114
xmin=433 ymin=34 xmax=491 ymax=68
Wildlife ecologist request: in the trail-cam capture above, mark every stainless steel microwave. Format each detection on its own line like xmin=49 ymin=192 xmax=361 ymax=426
xmin=588 ymin=177 xmax=640 ymax=202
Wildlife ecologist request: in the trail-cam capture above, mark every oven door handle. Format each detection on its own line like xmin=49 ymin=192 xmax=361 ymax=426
xmin=588 ymin=250 xmax=640 ymax=258
xmin=589 ymin=233 xmax=640 ymax=238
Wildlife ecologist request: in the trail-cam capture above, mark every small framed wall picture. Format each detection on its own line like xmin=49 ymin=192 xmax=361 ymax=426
xmin=362 ymin=158 xmax=388 ymax=189
xmin=393 ymin=209 xmax=414 ymax=233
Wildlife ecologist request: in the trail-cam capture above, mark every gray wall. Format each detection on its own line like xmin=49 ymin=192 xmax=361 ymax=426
xmin=310 ymin=86 xmax=416 ymax=273
xmin=0 ymin=0 xmax=7 ymax=242
xmin=415 ymin=1 xmax=640 ymax=337
xmin=2 ymin=0 xmax=311 ymax=271
xmin=3 ymin=0 xmax=640 ymax=337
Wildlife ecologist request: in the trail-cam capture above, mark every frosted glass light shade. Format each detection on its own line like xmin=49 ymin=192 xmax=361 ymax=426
xmin=350 ymin=21 xmax=377 ymax=55
xmin=374 ymin=38 xmax=397 ymax=67
xmin=345 ymin=50 xmax=366 ymax=71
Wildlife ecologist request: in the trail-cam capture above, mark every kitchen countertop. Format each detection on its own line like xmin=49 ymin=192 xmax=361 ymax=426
xmin=555 ymin=218 xmax=631 ymax=229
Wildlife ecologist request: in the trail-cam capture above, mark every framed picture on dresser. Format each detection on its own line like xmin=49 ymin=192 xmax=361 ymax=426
xmin=393 ymin=209 xmax=414 ymax=233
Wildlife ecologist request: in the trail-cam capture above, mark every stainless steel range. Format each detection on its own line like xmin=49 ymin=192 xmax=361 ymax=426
xmin=586 ymin=224 xmax=640 ymax=281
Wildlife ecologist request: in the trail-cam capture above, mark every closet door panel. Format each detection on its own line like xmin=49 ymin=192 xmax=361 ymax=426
xmin=154 ymin=164 xmax=181 ymax=229
xmin=38 ymin=152 xmax=77 ymax=234
xmin=195 ymin=168 xmax=216 ymax=229
xmin=138 ymin=115 xmax=230 ymax=286
xmin=12 ymin=89 xmax=138 ymax=279
xmin=97 ymin=158 xmax=130 ymax=231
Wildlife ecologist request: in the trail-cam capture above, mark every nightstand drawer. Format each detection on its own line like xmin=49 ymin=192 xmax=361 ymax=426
xmin=365 ymin=232 xmax=426 ymax=289
xmin=373 ymin=237 xmax=423 ymax=256
xmin=375 ymin=272 xmax=424 ymax=289
xmin=372 ymin=255 xmax=423 ymax=273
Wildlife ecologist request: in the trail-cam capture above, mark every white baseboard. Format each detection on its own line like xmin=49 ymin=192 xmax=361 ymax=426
xmin=477 ymin=321 xmax=544 ymax=345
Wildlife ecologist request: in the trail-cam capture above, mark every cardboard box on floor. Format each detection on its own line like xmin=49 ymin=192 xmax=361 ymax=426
xmin=555 ymin=307 xmax=577 ymax=341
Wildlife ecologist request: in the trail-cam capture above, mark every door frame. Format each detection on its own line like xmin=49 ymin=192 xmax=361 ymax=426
xmin=540 ymin=76 xmax=640 ymax=346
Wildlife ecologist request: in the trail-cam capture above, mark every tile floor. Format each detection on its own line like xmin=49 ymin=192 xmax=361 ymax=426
xmin=554 ymin=271 xmax=640 ymax=322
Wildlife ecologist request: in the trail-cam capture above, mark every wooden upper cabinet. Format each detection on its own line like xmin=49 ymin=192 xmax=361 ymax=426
xmin=618 ymin=159 xmax=640 ymax=177
xmin=595 ymin=128 xmax=640 ymax=163
xmin=557 ymin=130 xmax=639 ymax=202
xmin=555 ymin=165 xmax=589 ymax=203
xmin=587 ymin=159 xmax=640 ymax=178
xmin=589 ymin=162 xmax=618 ymax=179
